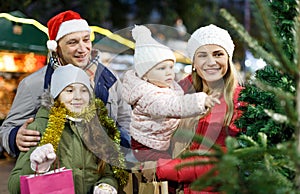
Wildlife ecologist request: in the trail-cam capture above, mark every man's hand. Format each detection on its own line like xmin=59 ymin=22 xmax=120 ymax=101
xmin=16 ymin=118 xmax=40 ymax=152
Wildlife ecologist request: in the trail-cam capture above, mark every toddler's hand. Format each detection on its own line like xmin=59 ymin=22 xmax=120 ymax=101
xmin=205 ymin=93 xmax=221 ymax=108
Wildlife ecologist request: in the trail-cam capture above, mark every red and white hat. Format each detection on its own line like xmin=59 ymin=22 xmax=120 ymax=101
xmin=46 ymin=10 xmax=91 ymax=51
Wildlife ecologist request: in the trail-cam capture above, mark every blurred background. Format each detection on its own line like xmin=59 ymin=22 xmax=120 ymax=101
xmin=0 ymin=1 xmax=278 ymax=193
xmin=0 ymin=0 xmax=264 ymax=121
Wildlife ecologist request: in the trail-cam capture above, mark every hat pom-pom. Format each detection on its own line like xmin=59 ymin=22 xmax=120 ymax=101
xmin=47 ymin=40 xmax=57 ymax=51
xmin=132 ymin=25 xmax=152 ymax=41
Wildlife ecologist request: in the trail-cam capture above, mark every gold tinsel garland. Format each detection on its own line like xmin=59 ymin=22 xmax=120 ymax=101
xmin=39 ymin=99 xmax=129 ymax=188
xmin=95 ymin=99 xmax=129 ymax=188
xmin=39 ymin=101 xmax=71 ymax=151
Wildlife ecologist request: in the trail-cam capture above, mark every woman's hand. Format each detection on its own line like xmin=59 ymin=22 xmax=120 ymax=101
xmin=142 ymin=161 xmax=157 ymax=182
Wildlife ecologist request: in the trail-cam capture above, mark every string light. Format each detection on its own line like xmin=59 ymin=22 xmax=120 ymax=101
xmin=0 ymin=12 xmax=134 ymax=49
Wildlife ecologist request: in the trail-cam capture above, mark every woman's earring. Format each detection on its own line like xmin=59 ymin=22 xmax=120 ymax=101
xmin=192 ymin=67 xmax=196 ymax=71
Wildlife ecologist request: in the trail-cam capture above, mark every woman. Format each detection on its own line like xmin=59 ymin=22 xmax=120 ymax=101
xmin=8 ymin=64 xmax=126 ymax=194
xmin=142 ymin=24 xmax=245 ymax=194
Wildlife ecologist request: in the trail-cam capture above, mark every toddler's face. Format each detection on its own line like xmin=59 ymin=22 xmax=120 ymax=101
xmin=58 ymin=83 xmax=90 ymax=113
xmin=143 ymin=60 xmax=175 ymax=88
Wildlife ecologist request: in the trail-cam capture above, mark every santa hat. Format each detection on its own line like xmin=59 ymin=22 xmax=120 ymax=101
xmin=51 ymin=64 xmax=92 ymax=98
xmin=132 ymin=25 xmax=176 ymax=78
xmin=187 ymin=24 xmax=235 ymax=61
xmin=47 ymin=10 xmax=91 ymax=51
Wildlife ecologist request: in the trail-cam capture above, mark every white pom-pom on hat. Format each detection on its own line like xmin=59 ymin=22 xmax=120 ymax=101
xmin=132 ymin=25 xmax=176 ymax=78
xmin=47 ymin=40 xmax=57 ymax=51
xmin=46 ymin=10 xmax=90 ymax=52
xmin=132 ymin=25 xmax=151 ymax=42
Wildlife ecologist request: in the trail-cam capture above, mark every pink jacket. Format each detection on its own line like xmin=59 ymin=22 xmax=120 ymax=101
xmin=122 ymin=70 xmax=208 ymax=151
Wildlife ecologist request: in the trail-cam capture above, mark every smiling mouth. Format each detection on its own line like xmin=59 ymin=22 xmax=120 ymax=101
xmin=204 ymin=68 xmax=220 ymax=73
xmin=76 ymin=53 xmax=88 ymax=59
xmin=71 ymin=103 xmax=83 ymax=106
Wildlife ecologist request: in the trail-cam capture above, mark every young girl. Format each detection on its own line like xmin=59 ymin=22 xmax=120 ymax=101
xmin=8 ymin=64 xmax=123 ymax=194
xmin=122 ymin=25 xmax=220 ymax=162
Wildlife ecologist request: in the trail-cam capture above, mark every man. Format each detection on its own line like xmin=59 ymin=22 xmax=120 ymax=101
xmin=0 ymin=10 xmax=131 ymax=157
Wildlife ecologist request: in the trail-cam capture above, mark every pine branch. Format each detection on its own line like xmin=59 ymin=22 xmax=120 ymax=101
xmin=220 ymin=9 xmax=279 ymax=67
xmin=254 ymin=0 xmax=297 ymax=76
xmin=254 ymin=80 xmax=297 ymax=125
xmin=294 ymin=0 xmax=300 ymax=189
xmin=175 ymin=159 xmax=219 ymax=170
xmin=220 ymin=8 xmax=296 ymax=76
xmin=296 ymin=1 xmax=300 ymax=67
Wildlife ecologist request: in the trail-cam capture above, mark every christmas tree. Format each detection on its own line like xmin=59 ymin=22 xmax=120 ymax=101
xmin=179 ymin=0 xmax=300 ymax=193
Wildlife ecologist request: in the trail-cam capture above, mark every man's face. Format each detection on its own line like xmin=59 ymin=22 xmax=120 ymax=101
xmin=57 ymin=31 xmax=92 ymax=68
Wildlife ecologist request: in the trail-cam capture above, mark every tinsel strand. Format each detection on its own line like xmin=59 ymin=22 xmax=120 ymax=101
xmin=95 ymin=98 xmax=129 ymax=188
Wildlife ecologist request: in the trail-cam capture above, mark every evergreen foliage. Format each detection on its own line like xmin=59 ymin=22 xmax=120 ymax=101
xmin=232 ymin=0 xmax=297 ymax=146
xmin=180 ymin=0 xmax=300 ymax=193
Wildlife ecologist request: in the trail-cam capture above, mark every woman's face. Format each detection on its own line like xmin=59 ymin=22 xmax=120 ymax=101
xmin=193 ymin=44 xmax=228 ymax=83
xmin=143 ymin=60 xmax=175 ymax=88
xmin=58 ymin=83 xmax=90 ymax=113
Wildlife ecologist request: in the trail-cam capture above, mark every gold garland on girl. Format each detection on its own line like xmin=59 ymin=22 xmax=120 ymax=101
xmin=39 ymin=98 xmax=129 ymax=188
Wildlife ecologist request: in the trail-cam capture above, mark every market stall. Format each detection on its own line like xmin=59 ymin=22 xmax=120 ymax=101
xmin=0 ymin=11 xmax=48 ymax=119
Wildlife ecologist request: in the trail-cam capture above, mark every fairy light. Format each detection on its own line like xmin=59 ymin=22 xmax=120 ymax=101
xmin=0 ymin=12 xmax=187 ymax=63
xmin=0 ymin=13 xmax=48 ymax=34
xmin=90 ymin=26 xmax=134 ymax=49
xmin=0 ymin=12 xmax=134 ymax=49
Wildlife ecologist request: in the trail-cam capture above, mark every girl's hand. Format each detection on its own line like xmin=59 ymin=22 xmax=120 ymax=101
xmin=93 ymin=183 xmax=117 ymax=194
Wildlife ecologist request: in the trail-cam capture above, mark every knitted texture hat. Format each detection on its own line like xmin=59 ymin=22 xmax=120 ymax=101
xmin=132 ymin=25 xmax=176 ymax=78
xmin=51 ymin=64 xmax=92 ymax=98
xmin=187 ymin=24 xmax=235 ymax=61
xmin=46 ymin=10 xmax=91 ymax=51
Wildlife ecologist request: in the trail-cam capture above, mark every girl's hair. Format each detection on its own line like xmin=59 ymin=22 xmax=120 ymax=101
xmin=97 ymin=159 xmax=106 ymax=174
xmin=191 ymin=58 xmax=242 ymax=126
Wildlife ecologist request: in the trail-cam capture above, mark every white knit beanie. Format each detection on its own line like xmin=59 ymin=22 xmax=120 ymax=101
xmin=51 ymin=64 xmax=92 ymax=98
xmin=187 ymin=24 xmax=235 ymax=61
xmin=132 ymin=25 xmax=176 ymax=78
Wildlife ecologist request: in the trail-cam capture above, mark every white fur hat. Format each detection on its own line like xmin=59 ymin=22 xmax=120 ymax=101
xmin=132 ymin=25 xmax=176 ymax=78
xmin=187 ymin=24 xmax=235 ymax=61
xmin=51 ymin=64 xmax=92 ymax=98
